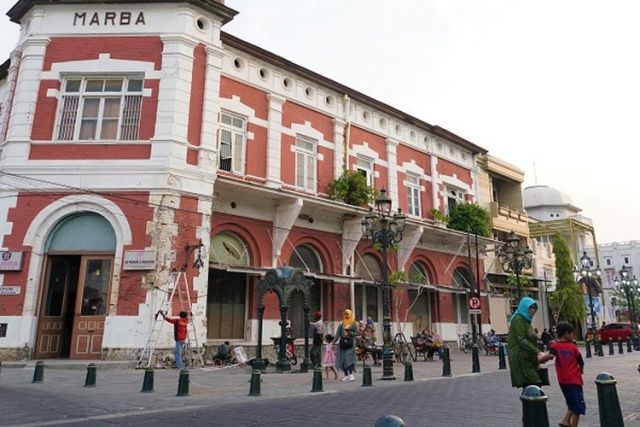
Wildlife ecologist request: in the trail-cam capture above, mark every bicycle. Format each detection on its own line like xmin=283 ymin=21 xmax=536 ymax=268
xmin=393 ymin=332 xmax=416 ymax=363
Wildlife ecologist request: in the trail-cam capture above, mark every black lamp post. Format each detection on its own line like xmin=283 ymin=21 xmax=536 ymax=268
xmin=614 ymin=266 xmax=639 ymax=350
xmin=496 ymin=231 xmax=533 ymax=299
xmin=574 ymin=251 xmax=603 ymax=357
xmin=361 ymin=187 xmax=406 ymax=381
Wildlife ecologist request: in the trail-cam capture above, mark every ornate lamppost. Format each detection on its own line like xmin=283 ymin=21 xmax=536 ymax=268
xmin=361 ymin=188 xmax=406 ymax=381
xmin=496 ymin=231 xmax=533 ymax=299
xmin=614 ymin=266 xmax=639 ymax=350
xmin=574 ymin=251 xmax=603 ymax=357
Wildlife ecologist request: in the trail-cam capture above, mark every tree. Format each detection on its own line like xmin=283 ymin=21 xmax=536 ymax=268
xmin=548 ymin=232 xmax=585 ymax=323
xmin=327 ymin=169 xmax=376 ymax=207
xmin=446 ymin=202 xmax=492 ymax=237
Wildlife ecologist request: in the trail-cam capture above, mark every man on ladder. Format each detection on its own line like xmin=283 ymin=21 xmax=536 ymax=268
xmin=157 ymin=309 xmax=190 ymax=369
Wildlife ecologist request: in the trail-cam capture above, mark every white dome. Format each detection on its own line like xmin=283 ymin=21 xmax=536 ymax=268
xmin=523 ymin=185 xmax=579 ymax=210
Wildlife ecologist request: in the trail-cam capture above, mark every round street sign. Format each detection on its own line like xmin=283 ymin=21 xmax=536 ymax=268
xmin=468 ymin=296 xmax=481 ymax=310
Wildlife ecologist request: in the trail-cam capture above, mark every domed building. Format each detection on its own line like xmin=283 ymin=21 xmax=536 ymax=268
xmin=523 ymin=185 xmax=581 ymax=222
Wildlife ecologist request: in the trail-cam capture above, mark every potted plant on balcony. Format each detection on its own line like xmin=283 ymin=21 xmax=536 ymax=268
xmin=446 ymin=203 xmax=492 ymax=237
xmin=327 ymin=170 xmax=376 ymax=207
xmin=429 ymin=208 xmax=449 ymax=228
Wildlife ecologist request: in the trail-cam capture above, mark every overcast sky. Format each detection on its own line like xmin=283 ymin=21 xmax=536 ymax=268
xmin=1 ymin=1 xmax=638 ymax=243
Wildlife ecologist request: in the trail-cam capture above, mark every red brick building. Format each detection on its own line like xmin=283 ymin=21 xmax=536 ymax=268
xmin=0 ymin=0 xmax=491 ymax=360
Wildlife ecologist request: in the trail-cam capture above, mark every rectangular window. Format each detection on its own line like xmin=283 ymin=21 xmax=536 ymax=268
xmin=446 ymin=187 xmax=465 ymax=215
xmin=56 ymin=77 xmax=143 ymax=141
xmin=406 ymin=174 xmax=421 ymax=217
xmin=355 ymin=156 xmax=374 ymax=187
xmin=624 ymin=257 xmax=630 ymax=264
xmin=219 ymin=112 xmax=246 ymax=174
xmin=606 ymin=258 xmax=612 ymax=266
xmin=294 ymin=135 xmax=317 ymax=191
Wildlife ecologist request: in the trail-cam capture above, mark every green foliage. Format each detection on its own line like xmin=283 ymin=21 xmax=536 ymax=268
xmin=430 ymin=208 xmax=449 ymax=223
xmin=388 ymin=271 xmax=407 ymax=286
xmin=549 ymin=232 xmax=586 ymax=323
xmin=372 ymin=242 xmax=399 ymax=253
xmin=506 ymin=274 xmax=533 ymax=288
xmin=611 ymin=288 xmax=640 ymax=319
xmin=446 ymin=203 xmax=492 ymax=237
xmin=327 ymin=169 xmax=376 ymax=207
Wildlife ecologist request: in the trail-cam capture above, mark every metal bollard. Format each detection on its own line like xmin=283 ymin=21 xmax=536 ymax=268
xmin=362 ymin=365 xmax=372 ymax=387
xmin=596 ymin=339 xmax=604 ymax=357
xmin=608 ymin=338 xmax=615 ymax=355
xmin=442 ymin=347 xmax=451 ymax=377
xmin=585 ymin=340 xmax=592 ymax=358
xmin=595 ymin=372 xmax=624 ymax=427
xmin=249 ymin=369 xmax=262 ymax=396
xmin=520 ymin=385 xmax=549 ymax=427
xmin=176 ymin=369 xmax=189 ymax=396
xmin=618 ymin=338 xmax=624 ymax=354
xmin=471 ymin=344 xmax=481 ymax=373
xmin=498 ymin=344 xmax=507 ymax=370
xmin=84 ymin=363 xmax=97 ymax=388
xmin=374 ymin=415 xmax=406 ymax=427
xmin=627 ymin=337 xmax=633 ymax=352
xmin=311 ymin=367 xmax=323 ymax=393
xmin=32 ymin=361 xmax=44 ymax=384
xmin=141 ymin=367 xmax=154 ymax=393
xmin=403 ymin=361 xmax=414 ymax=382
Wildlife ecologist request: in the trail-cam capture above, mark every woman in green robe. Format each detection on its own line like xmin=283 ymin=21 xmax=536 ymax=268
xmin=508 ymin=297 xmax=543 ymax=388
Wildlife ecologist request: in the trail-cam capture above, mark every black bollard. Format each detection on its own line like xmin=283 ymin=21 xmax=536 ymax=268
xmin=32 ymin=361 xmax=44 ymax=384
xmin=84 ymin=363 xmax=97 ymax=388
xmin=176 ymin=369 xmax=189 ymax=396
xmin=471 ymin=344 xmax=481 ymax=373
xmin=362 ymin=365 xmax=372 ymax=387
xmin=627 ymin=337 xmax=633 ymax=352
xmin=618 ymin=338 xmax=624 ymax=354
xmin=141 ymin=367 xmax=154 ymax=393
xmin=311 ymin=367 xmax=323 ymax=393
xmin=520 ymin=385 xmax=549 ymax=427
xmin=585 ymin=340 xmax=592 ymax=358
xmin=249 ymin=369 xmax=261 ymax=396
xmin=596 ymin=339 xmax=604 ymax=357
xmin=442 ymin=347 xmax=451 ymax=377
xmin=498 ymin=344 xmax=507 ymax=370
xmin=608 ymin=338 xmax=615 ymax=356
xmin=403 ymin=361 xmax=414 ymax=382
xmin=634 ymin=336 xmax=640 ymax=351
xmin=374 ymin=415 xmax=406 ymax=427
xmin=595 ymin=372 xmax=624 ymax=427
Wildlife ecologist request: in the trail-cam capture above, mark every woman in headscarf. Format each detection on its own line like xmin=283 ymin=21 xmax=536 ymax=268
xmin=334 ymin=309 xmax=358 ymax=382
xmin=508 ymin=297 xmax=543 ymax=388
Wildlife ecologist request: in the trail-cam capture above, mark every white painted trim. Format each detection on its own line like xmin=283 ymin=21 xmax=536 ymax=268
xmin=41 ymin=53 xmax=162 ymax=80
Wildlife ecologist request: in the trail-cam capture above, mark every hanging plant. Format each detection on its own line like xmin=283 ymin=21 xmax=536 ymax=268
xmin=327 ymin=169 xmax=376 ymax=207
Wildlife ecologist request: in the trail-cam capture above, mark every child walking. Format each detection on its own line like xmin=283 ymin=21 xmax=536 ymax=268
xmin=323 ymin=334 xmax=338 ymax=380
xmin=539 ymin=321 xmax=585 ymax=427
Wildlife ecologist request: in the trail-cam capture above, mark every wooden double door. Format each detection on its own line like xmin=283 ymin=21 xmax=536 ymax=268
xmin=35 ymin=255 xmax=113 ymax=359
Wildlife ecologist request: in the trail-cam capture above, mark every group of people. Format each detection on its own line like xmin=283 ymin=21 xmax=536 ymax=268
xmin=414 ymin=329 xmax=443 ymax=360
xmin=508 ymin=297 xmax=585 ymax=427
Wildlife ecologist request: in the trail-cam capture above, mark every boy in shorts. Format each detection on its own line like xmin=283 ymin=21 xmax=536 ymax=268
xmin=539 ymin=321 xmax=585 ymax=427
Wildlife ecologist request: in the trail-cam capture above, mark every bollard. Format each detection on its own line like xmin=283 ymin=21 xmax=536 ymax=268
xmin=141 ymin=367 xmax=154 ymax=393
xmin=32 ymin=361 xmax=44 ymax=384
xmin=608 ymin=338 xmax=615 ymax=356
xmin=595 ymin=372 xmax=624 ymax=427
xmin=249 ymin=369 xmax=261 ymax=396
xmin=84 ymin=363 xmax=97 ymax=388
xmin=585 ymin=340 xmax=592 ymax=358
xmin=618 ymin=338 xmax=624 ymax=354
xmin=498 ymin=344 xmax=507 ymax=370
xmin=403 ymin=361 xmax=414 ymax=382
xmin=442 ymin=347 xmax=451 ymax=377
xmin=596 ymin=339 xmax=604 ymax=357
xmin=311 ymin=367 xmax=323 ymax=393
xmin=374 ymin=415 xmax=406 ymax=427
xmin=176 ymin=369 xmax=189 ymax=396
xmin=471 ymin=344 xmax=481 ymax=373
xmin=362 ymin=365 xmax=372 ymax=387
xmin=634 ymin=336 xmax=640 ymax=351
xmin=520 ymin=385 xmax=549 ymax=427
xmin=627 ymin=337 xmax=633 ymax=352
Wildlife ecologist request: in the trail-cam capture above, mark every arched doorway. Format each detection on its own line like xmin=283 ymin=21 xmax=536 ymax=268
xmin=208 ymin=232 xmax=250 ymax=340
xmin=288 ymin=245 xmax=322 ymax=339
xmin=408 ymin=261 xmax=435 ymax=334
xmin=355 ymin=254 xmax=383 ymax=332
xmin=35 ymin=213 xmax=116 ymax=359
xmin=452 ymin=267 xmax=472 ymax=333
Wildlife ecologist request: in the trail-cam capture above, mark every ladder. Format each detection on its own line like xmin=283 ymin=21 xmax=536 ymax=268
xmin=137 ymin=270 xmax=204 ymax=369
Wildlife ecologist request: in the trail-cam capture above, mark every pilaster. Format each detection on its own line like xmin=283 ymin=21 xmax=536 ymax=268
xmin=198 ymin=44 xmax=224 ymax=175
xmin=386 ymin=138 xmax=400 ymax=209
xmin=333 ymin=118 xmax=346 ymax=179
xmin=266 ymin=94 xmax=286 ymax=188
xmin=431 ymin=155 xmax=439 ymax=210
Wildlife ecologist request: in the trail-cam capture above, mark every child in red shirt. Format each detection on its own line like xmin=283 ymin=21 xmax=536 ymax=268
xmin=539 ymin=321 xmax=585 ymax=427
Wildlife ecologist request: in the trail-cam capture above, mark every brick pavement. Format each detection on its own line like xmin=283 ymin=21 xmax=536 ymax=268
xmin=1 ymin=350 xmax=639 ymax=426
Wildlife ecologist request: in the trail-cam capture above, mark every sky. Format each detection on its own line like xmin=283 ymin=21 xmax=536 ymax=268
xmin=0 ymin=0 xmax=639 ymax=243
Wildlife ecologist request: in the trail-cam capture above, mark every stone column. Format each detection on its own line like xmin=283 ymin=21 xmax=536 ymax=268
xmin=333 ymin=118 xmax=346 ymax=179
xmin=386 ymin=138 xmax=400 ymax=209
xmin=266 ymin=94 xmax=285 ymax=188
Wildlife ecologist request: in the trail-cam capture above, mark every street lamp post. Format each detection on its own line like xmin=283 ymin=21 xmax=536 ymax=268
xmin=361 ymin=188 xmax=406 ymax=381
xmin=574 ymin=251 xmax=603 ymax=357
xmin=497 ymin=231 xmax=533 ymax=300
xmin=614 ymin=266 xmax=639 ymax=350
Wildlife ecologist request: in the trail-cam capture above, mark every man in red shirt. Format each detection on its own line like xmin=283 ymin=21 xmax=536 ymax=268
xmin=539 ymin=321 xmax=585 ymax=427
xmin=157 ymin=310 xmax=189 ymax=369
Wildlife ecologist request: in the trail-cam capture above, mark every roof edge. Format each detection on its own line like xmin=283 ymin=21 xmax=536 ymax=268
xmin=0 ymin=58 xmax=9 ymax=80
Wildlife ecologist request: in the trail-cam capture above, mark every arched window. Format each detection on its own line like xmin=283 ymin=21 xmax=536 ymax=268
xmin=452 ymin=267 xmax=471 ymax=327
xmin=408 ymin=261 xmax=433 ymax=333
xmin=210 ymin=232 xmax=250 ymax=266
xmin=355 ymin=254 xmax=382 ymax=323
xmin=288 ymin=245 xmax=322 ymax=339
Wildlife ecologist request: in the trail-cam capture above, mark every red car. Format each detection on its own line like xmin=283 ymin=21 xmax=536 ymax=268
xmin=596 ymin=323 xmax=637 ymax=342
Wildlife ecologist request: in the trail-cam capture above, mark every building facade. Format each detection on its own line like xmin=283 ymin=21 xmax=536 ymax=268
xmin=0 ymin=0 xmax=492 ymax=360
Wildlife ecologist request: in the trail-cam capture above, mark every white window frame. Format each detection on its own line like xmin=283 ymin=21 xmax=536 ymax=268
xmin=218 ymin=111 xmax=247 ymax=175
xmin=55 ymin=75 xmax=144 ymax=142
xmin=294 ymin=135 xmax=317 ymax=192
xmin=406 ymin=173 xmax=421 ymax=217
xmin=446 ymin=187 xmax=466 ymax=215
xmin=355 ymin=155 xmax=374 ymax=187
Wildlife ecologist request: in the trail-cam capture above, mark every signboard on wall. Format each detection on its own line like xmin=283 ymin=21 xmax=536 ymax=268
xmin=123 ymin=250 xmax=156 ymax=271
xmin=0 ymin=286 xmax=21 ymax=296
xmin=0 ymin=252 xmax=23 ymax=271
